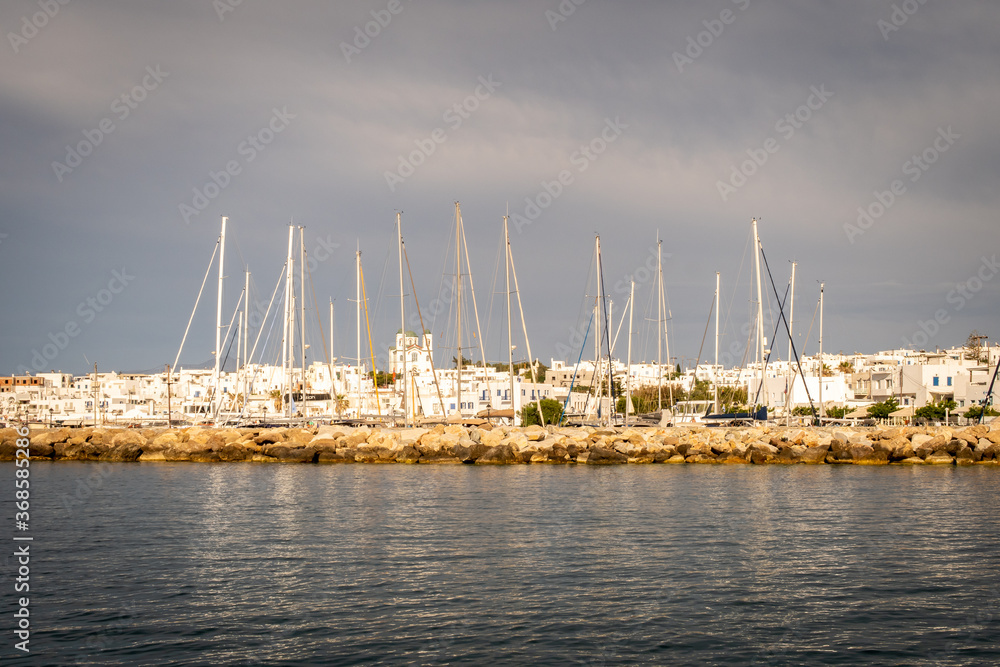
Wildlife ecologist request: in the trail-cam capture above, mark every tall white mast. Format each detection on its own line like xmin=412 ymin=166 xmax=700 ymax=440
xmin=594 ymin=236 xmax=603 ymax=423
xmin=329 ymin=297 xmax=337 ymax=400
xmin=504 ymin=215 xmax=515 ymax=424
xmin=657 ymin=237 xmax=663 ymax=414
xmin=243 ymin=268 xmax=250 ymax=409
xmin=299 ymin=225 xmax=306 ymax=421
xmin=282 ymin=224 xmax=294 ymax=421
xmin=819 ymin=281 xmax=825 ymax=423
xmin=625 ymin=280 xmax=634 ymax=426
xmin=455 ymin=202 xmax=462 ymax=417
xmin=714 ymin=270 xmax=720 ymax=413
xmin=787 ymin=261 xmax=796 ymax=425
xmin=397 ymin=212 xmax=407 ymax=427
xmin=355 ymin=246 xmax=362 ymax=417
xmin=214 ymin=216 xmax=227 ymax=426
xmin=752 ymin=218 xmax=766 ymax=415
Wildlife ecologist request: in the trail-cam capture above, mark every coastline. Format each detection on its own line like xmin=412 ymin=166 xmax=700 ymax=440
xmin=3 ymin=421 xmax=999 ymax=465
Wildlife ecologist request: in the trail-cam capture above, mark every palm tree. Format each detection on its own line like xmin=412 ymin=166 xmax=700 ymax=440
xmin=333 ymin=394 xmax=349 ymax=418
xmin=268 ymin=389 xmax=283 ymax=413
xmin=838 ymin=361 xmax=852 ymax=374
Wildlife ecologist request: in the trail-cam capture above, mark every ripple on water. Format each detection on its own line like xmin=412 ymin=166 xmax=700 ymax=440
xmin=7 ymin=463 xmax=1000 ymax=666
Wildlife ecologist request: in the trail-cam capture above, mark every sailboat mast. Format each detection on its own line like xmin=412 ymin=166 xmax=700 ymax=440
xmin=214 ymin=216 xmax=227 ymax=426
xmin=283 ymin=224 xmax=294 ymax=421
xmin=626 ymin=280 xmax=634 ymax=426
xmin=819 ymin=281 xmax=825 ymax=423
xmin=397 ymin=212 xmax=407 ymax=427
xmin=657 ymin=237 xmax=663 ymax=414
xmin=594 ymin=236 xmax=603 ymax=422
xmin=715 ymin=270 xmax=720 ymax=413
xmin=299 ymin=226 xmax=306 ymax=420
xmin=787 ymin=261 xmax=796 ymax=425
xmin=455 ymin=202 xmax=462 ymax=417
xmin=356 ymin=247 xmax=362 ymax=417
xmin=243 ymin=268 xmax=250 ymax=413
xmin=752 ymin=218 xmax=766 ymax=413
xmin=504 ymin=215 xmax=515 ymax=423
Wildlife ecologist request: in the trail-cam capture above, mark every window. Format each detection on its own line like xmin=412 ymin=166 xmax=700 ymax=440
xmin=947 ymin=376 xmax=952 ymax=387
xmin=933 ymin=376 xmax=939 ymax=387
xmin=411 ymin=352 xmax=417 ymax=362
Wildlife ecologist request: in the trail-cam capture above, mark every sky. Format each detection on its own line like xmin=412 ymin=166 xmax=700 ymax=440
xmin=1 ymin=0 xmax=998 ymax=377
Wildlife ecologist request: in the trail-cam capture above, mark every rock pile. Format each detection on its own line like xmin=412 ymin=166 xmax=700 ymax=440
xmin=2 ymin=422 xmax=999 ymax=465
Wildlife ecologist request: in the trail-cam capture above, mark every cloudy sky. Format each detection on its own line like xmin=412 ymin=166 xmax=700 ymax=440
xmin=2 ymin=0 xmax=998 ymax=376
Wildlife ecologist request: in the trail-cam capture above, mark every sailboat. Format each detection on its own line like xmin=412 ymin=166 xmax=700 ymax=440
xmin=702 ymin=218 xmax=769 ymax=426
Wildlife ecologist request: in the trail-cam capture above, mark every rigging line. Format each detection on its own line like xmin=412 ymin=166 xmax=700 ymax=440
xmin=371 ymin=225 xmax=395 ymax=333
xmin=459 ymin=211 xmax=488 ymax=365
xmin=209 ymin=293 xmax=243 ymax=421
xmin=801 ymin=297 xmax=821 ymax=359
xmin=305 ymin=248 xmax=335 ymax=403
xmin=403 ymin=241 xmax=445 ymax=420
xmin=247 ymin=264 xmax=287 ymax=366
xmin=173 ymin=238 xmax=220 ymax=371
xmin=596 ymin=241 xmax=614 ymax=408
xmin=431 ymin=215 xmax=457 ymax=338
xmin=759 ymin=245 xmax=818 ymax=418
xmin=507 ymin=234 xmax=545 ymax=426
xmin=562 ymin=308 xmax=594 ymax=421
xmin=691 ymin=290 xmax=716 ymax=374
xmin=751 ymin=280 xmax=789 ymax=408
xmin=359 ymin=261 xmax=382 ymax=418
xmin=483 ymin=229 xmax=505 ymax=362
xmin=720 ymin=226 xmax=753 ymax=348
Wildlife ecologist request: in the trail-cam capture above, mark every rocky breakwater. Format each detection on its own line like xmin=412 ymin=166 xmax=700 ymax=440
xmin=2 ymin=421 xmax=999 ymax=465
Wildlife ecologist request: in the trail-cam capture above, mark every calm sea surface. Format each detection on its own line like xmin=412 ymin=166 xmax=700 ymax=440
xmin=4 ymin=463 xmax=1000 ymax=665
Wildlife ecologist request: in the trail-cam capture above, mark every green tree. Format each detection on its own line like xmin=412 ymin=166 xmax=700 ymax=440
xmin=268 ymin=389 xmax=283 ymax=413
xmin=826 ymin=405 xmax=849 ymax=419
xmin=520 ymin=397 xmax=564 ymax=426
xmin=914 ymin=399 xmax=958 ymax=421
xmin=867 ymin=397 xmax=899 ymax=420
xmin=964 ymin=405 xmax=999 ymax=421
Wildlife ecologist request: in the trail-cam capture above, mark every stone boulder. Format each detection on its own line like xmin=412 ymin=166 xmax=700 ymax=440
xmin=110 ymin=430 xmax=147 ymax=448
xmin=218 ymin=443 xmax=249 ymax=462
xmin=255 ymin=428 xmax=287 ymax=444
xmin=394 ymin=446 xmax=421 ymax=464
xmin=584 ymin=446 xmax=628 ymax=464
xmin=98 ymin=443 xmax=143 ymax=461
xmin=800 ymin=445 xmax=829 ymax=464
xmin=476 ymin=443 xmax=518 ymax=464
xmin=318 ymin=449 xmax=355 ymax=463
xmin=748 ymin=442 xmax=779 ymax=464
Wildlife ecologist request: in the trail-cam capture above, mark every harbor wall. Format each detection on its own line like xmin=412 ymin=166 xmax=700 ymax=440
xmin=3 ymin=421 xmax=1000 ymax=465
